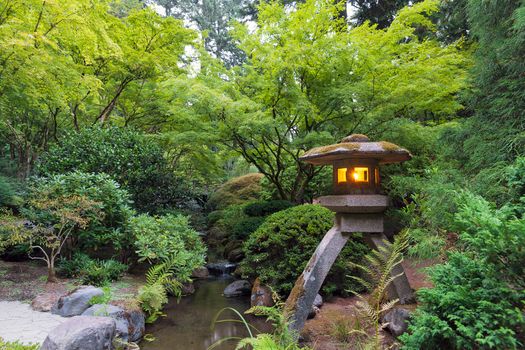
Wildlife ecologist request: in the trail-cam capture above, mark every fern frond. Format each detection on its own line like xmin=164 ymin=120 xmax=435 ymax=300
xmin=379 ymin=299 xmax=399 ymax=314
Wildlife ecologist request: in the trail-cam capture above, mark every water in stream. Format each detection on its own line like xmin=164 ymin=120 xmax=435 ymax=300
xmin=140 ymin=277 xmax=270 ymax=350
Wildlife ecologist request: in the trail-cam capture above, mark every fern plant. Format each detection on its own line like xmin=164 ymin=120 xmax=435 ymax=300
xmin=209 ymin=298 xmax=310 ymax=350
xmin=138 ymin=255 xmax=184 ymax=323
xmin=347 ymin=230 xmax=409 ymax=350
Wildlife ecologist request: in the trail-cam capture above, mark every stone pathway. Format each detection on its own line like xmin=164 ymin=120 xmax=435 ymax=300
xmin=0 ymin=301 xmax=66 ymax=345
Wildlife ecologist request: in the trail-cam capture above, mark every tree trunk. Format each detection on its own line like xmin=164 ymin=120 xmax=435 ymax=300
xmin=47 ymin=261 xmax=57 ymax=283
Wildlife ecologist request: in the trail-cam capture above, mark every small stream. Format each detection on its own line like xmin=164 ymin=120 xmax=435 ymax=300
xmin=140 ymin=276 xmax=270 ymax=350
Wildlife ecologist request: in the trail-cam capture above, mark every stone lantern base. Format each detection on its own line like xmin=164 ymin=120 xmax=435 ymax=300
xmin=283 ymin=206 xmax=415 ymax=335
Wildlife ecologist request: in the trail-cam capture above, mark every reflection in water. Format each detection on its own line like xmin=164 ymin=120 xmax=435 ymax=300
xmin=140 ymin=277 xmax=270 ymax=350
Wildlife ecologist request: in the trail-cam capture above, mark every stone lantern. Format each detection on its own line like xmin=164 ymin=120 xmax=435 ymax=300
xmin=284 ymin=134 xmax=414 ymax=333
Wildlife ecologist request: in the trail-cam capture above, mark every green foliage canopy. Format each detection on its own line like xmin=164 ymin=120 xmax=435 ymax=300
xmin=172 ymin=0 xmax=471 ymax=202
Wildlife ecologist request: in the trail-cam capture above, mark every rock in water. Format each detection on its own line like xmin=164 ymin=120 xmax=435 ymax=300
xmin=181 ymin=282 xmax=196 ymax=295
xmin=40 ymin=316 xmax=115 ymax=350
xmin=191 ymin=267 xmax=210 ymax=279
xmin=51 ymin=286 xmax=104 ymax=317
xmin=381 ymin=308 xmax=412 ymax=337
xmin=223 ymin=280 xmax=252 ymax=297
xmin=250 ymin=278 xmax=275 ymax=307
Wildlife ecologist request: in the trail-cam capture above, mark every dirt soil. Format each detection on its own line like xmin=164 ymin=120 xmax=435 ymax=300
xmin=0 ymin=260 xmax=74 ymax=303
xmin=302 ymin=258 xmax=434 ymax=350
xmin=0 ymin=260 xmax=143 ymax=306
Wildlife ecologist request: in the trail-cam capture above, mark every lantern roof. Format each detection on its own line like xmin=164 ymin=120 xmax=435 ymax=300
xmin=300 ymin=134 xmax=412 ymax=165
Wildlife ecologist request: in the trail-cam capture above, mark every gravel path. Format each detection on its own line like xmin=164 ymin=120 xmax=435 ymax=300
xmin=0 ymin=301 xmax=66 ymax=345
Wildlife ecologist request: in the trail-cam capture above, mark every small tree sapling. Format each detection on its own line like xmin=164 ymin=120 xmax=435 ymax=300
xmin=1 ymin=195 xmax=103 ymax=283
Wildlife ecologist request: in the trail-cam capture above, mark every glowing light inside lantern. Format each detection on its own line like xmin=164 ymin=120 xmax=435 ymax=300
xmin=337 ymin=168 xmax=347 ymax=183
xmin=351 ymin=167 xmax=369 ymax=182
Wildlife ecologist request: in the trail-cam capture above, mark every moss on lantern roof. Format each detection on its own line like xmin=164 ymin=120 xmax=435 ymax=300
xmin=299 ymin=134 xmax=411 ymax=165
xmin=378 ymin=141 xmax=403 ymax=152
xmin=305 ymin=142 xmax=361 ymax=155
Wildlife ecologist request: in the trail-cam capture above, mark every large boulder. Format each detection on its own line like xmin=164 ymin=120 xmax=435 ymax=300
xmin=250 ymin=278 xmax=274 ymax=307
xmin=81 ymin=304 xmax=145 ymax=343
xmin=51 ymin=286 xmax=104 ymax=317
xmin=40 ymin=316 xmax=115 ymax=350
xmin=381 ymin=308 xmax=412 ymax=337
xmin=223 ymin=280 xmax=252 ymax=297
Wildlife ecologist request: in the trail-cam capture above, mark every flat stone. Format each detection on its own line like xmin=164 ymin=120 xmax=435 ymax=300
xmin=31 ymin=293 xmax=60 ymax=312
xmin=40 ymin=316 xmax=115 ymax=350
xmin=0 ymin=301 xmax=66 ymax=345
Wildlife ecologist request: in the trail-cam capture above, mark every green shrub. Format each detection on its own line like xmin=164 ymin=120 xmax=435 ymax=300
xmin=26 ymin=172 xmax=133 ymax=252
xmin=58 ymin=253 xmax=127 ymax=286
xmin=130 ymin=214 xmax=206 ymax=281
xmin=400 ymin=254 xmax=524 ymax=350
xmin=58 ymin=252 xmax=93 ymax=277
xmin=36 ymin=127 xmax=180 ymax=213
xmin=0 ymin=337 xmax=38 ymax=350
xmin=243 ymin=200 xmax=294 ymax=217
xmin=241 ymin=205 xmax=369 ymax=296
xmin=206 ymin=210 xmax=224 ymax=227
xmin=206 ymin=173 xmax=263 ymax=211
xmin=211 ymin=204 xmax=249 ymax=236
xmin=0 ymin=176 xmax=19 ymax=207
xmin=400 ymin=193 xmax=525 ymax=349
xmin=232 ymin=216 xmax=266 ymax=240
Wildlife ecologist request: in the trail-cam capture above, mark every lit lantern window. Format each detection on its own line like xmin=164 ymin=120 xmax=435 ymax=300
xmin=337 ymin=168 xmax=347 ymax=183
xmin=351 ymin=167 xmax=369 ymax=183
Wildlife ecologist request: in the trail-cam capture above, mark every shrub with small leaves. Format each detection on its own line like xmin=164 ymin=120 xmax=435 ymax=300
xmin=400 ymin=193 xmax=525 ymax=349
xmin=241 ymin=204 xmax=369 ymax=296
xmin=243 ymin=200 xmax=294 ymax=217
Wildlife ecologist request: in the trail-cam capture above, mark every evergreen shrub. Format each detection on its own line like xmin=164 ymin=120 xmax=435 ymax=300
xmin=241 ymin=204 xmax=369 ymax=296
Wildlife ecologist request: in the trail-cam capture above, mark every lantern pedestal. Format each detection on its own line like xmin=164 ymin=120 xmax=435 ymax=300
xmin=284 ymin=211 xmax=415 ymax=335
